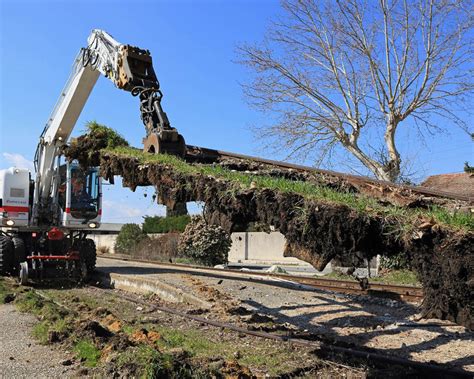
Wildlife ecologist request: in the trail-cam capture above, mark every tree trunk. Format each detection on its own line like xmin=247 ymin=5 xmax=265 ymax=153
xmin=166 ymin=202 xmax=188 ymax=217
xmin=383 ymin=118 xmax=401 ymax=182
xmin=346 ymin=144 xmax=393 ymax=182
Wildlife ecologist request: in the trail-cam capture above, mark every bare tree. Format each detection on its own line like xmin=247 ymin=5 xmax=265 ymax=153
xmin=239 ymin=0 xmax=473 ymax=182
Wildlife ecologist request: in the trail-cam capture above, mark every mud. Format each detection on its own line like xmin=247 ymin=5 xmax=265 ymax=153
xmin=64 ymin=144 xmax=473 ymax=328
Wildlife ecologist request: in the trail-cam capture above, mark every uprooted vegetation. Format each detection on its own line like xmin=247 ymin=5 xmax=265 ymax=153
xmin=64 ymin=121 xmax=129 ymax=165
xmin=63 ymin=128 xmax=473 ymax=329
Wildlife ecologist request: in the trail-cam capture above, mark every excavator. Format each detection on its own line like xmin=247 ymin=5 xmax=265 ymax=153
xmin=0 ymin=29 xmax=185 ymax=283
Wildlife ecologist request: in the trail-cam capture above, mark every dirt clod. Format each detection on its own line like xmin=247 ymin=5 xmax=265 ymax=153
xmin=220 ymin=360 xmax=253 ymax=379
xmin=3 ymin=293 xmax=15 ymax=303
xmin=78 ymin=320 xmax=113 ymax=339
xmin=101 ymin=314 xmax=122 ymax=333
xmin=129 ymin=328 xmax=161 ymax=345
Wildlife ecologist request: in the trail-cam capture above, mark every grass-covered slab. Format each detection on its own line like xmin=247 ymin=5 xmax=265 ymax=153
xmin=64 ymin=130 xmax=473 ymax=329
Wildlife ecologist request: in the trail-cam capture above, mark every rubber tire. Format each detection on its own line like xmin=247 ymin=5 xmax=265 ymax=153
xmin=82 ymin=238 xmax=96 ymax=272
xmin=12 ymin=236 xmax=26 ymax=274
xmin=0 ymin=235 xmax=14 ymax=275
xmin=19 ymin=261 xmax=29 ymax=285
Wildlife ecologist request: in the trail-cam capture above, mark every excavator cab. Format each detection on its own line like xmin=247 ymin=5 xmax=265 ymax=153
xmin=60 ymin=163 xmax=101 ymax=228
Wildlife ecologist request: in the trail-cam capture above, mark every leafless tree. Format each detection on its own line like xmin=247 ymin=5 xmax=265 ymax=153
xmin=239 ymin=0 xmax=473 ymax=182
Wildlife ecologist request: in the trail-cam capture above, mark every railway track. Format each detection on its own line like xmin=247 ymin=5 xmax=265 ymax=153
xmin=18 ymin=272 xmax=467 ymax=376
xmin=99 ymin=254 xmax=424 ymax=303
xmin=19 ymin=283 xmax=467 ymax=377
xmin=47 ymin=284 xmax=467 ymax=377
xmin=185 ymin=144 xmax=472 ymax=203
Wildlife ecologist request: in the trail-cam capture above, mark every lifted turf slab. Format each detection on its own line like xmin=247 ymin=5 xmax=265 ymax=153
xmin=64 ymin=135 xmax=473 ymax=329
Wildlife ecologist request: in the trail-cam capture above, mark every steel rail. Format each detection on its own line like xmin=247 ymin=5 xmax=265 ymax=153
xmin=87 ymin=285 xmax=470 ymax=377
xmin=99 ymin=254 xmax=424 ymax=302
xmin=185 ymin=145 xmax=472 ymax=202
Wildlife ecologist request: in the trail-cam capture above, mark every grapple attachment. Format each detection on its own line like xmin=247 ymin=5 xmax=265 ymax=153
xmin=117 ymin=45 xmax=187 ymax=157
xmin=117 ymin=45 xmax=159 ymax=91
xmin=143 ymin=130 xmax=186 ymax=157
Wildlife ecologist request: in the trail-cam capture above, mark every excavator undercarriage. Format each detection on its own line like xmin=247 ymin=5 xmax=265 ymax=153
xmin=0 ymin=30 xmax=187 ymax=285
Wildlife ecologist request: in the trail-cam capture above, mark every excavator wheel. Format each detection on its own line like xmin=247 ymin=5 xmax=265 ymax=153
xmin=0 ymin=235 xmax=14 ymax=276
xmin=82 ymin=238 xmax=97 ymax=272
xmin=12 ymin=236 xmax=27 ymax=274
xmin=19 ymin=261 xmax=29 ymax=285
xmin=143 ymin=132 xmax=186 ymax=157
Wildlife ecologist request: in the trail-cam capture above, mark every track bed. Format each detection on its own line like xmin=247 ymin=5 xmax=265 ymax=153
xmin=94 ymin=256 xmax=474 ymax=373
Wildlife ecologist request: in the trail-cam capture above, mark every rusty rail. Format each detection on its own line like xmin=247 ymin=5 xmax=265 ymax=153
xmin=99 ymin=254 xmax=424 ymax=302
xmin=184 ymin=145 xmax=472 ymax=203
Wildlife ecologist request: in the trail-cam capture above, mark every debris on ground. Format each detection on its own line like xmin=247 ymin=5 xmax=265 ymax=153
xmin=265 ymin=265 xmax=288 ymax=274
xmin=1 ymin=277 xmax=368 ymax=377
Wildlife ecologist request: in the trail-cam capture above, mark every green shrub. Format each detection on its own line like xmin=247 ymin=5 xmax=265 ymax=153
xmin=380 ymin=252 xmax=410 ymax=270
xmin=142 ymin=215 xmax=191 ymax=234
xmin=178 ymin=216 xmax=231 ymax=266
xmin=115 ymin=224 xmax=149 ymax=254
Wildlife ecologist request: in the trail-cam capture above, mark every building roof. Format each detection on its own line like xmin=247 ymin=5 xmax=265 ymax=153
xmin=421 ymin=172 xmax=473 ymax=197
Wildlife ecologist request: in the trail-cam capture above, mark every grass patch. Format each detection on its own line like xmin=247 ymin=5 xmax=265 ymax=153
xmin=104 ymin=146 xmax=473 ymax=233
xmin=239 ymin=344 xmax=298 ymax=375
xmin=116 ymin=345 xmax=170 ymax=377
xmin=85 ymin=121 xmax=129 ymax=149
xmin=372 ymin=269 xmax=420 ymax=285
xmin=174 ymin=257 xmax=200 ymax=265
xmin=145 ymin=325 xmax=312 ymax=376
xmin=115 ymin=344 xmax=210 ymax=378
xmin=325 ymin=269 xmax=420 ymax=286
xmin=0 ymin=278 xmax=12 ymax=303
xmin=154 ymin=327 xmax=219 ymax=356
xmin=32 ymin=321 xmax=50 ymax=344
xmin=14 ymin=290 xmax=73 ymax=344
xmin=74 ymin=339 xmax=101 ymax=367
xmin=31 ymin=318 xmax=70 ymax=345
xmin=15 ymin=290 xmax=64 ymax=320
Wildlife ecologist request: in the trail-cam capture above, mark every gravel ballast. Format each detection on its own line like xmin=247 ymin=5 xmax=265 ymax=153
xmin=0 ymin=304 xmax=76 ymax=378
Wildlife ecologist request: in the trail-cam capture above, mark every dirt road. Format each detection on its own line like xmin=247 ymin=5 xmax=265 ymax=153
xmin=0 ymin=304 xmax=77 ymax=378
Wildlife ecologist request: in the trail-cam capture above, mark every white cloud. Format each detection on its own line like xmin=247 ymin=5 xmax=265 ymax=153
xmin=101 ymin=199 xmax=165 ymax=223
xmin=2 ymin=153 xmax=34 ymax=172
xmin=102 ymin=199 xmax=142 ymax=217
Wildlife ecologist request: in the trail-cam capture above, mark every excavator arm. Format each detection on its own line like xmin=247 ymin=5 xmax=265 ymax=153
xmin=81 ymin=29 xmax=185 ymax=150
xmin=33 ymin=29 xmax=185 ymax=225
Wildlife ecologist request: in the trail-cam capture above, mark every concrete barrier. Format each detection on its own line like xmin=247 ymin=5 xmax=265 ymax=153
xmin=229 ymin=232 xmax=308 ymax=265
xmin=95 ymin=271 xmax=212 ymax=308
xmin=89 ymin=234 xmax=119 ymax=253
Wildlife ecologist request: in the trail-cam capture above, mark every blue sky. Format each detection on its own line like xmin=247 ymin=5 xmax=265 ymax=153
xmin=1 ymin=0 xmax=472 ymax=224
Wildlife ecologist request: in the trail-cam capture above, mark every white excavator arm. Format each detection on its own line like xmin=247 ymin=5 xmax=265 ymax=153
xmin=32 ymin=29 xmax=185 ymax=226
